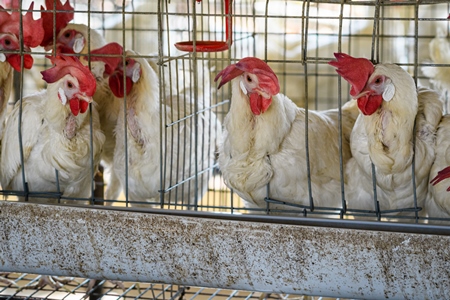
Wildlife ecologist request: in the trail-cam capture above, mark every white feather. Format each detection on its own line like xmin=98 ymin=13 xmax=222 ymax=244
xmin=346 ymin=63 xmax=443 ymax=221
xmin=0 ymin=76 xmax=105 ymax=203
xmin=219 ymin=76 xmax=359 ymax=215
xmin=426 ymin=115 xmax=450 ymax=224
xmin=112 ymin=50 xmax=221 ymax=206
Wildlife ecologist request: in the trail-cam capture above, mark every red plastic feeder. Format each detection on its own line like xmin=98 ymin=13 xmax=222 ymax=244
xmin=175 ymin=0 xmax=232 ymax=52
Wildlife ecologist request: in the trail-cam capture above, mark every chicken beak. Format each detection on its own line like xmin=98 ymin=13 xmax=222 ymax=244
xmin=353 ymin=90 xmax=370 ymax=100
xmin=77 ymin=94 xmax=93 ymax=103
xmin=255 ymin=88 xmax=271 ymax=100
xmin=215 ymin=64 xmax=244 ymax=89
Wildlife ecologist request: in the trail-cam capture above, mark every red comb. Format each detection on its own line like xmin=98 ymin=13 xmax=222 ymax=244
xmin=236 ymin=57 xmax=280 ymax=95
xmin=40 ymin=0 xmax=74 ymax=47
xmin=87 ymin=42 xmax=123 ymax=76
xmin=328 ymin=53 xmax=374 ymax=97
xmin=42 ymin=55 xmax=96 ymax=97
xmin=215 ymin=57 xmax=280 ymax=95
xmin=0 ymin=2 xmax=44 ymax=48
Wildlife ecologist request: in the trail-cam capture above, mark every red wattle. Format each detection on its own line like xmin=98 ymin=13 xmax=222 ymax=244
xmin=57 ymin=45 xmax=75 ymax=54
xmin=69 ymin=99 xmax=80 ymax=116
xmin=68 ymin=98 xmax=90 ymax=116
xmin=249 ymin=93 xmax=272 ymax=115
xmin=80 ymin=100 xmax=89 ymax=114
xmin=6 ymin=54 xmax=34 ymax=71
xmin=357 ymin=94 xmax=382 ymax=116
xmin=109 ymin=71 xmax=134 ymax=98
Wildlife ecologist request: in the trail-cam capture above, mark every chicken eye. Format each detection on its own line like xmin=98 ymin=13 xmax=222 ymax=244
xmin=4 ymin=38 xmax=11 ymax=46
xmin=247 ymin=75 xmax=252 ymax=82
xmin=67 ymin=82 xmax=73 ymax=89
xmin=64 ymin=32 xmax=71 ymax=38
xmin=374 ymin=77 xmax=382 ymax=84
xmin=125 ymin=59 xmax=130 ymax=66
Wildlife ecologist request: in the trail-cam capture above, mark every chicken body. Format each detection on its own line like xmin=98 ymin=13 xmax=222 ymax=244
xmin=331 ymin=55 xmax=443 ymax=220
xmin=52 ymin=23 xmax=122 ymax=200
xmin=217 ymin=57 xmax=358 ymax=215
xmin=0 ymin=65 xmax=104 ymax=203
xmin=109 ymin=50 xmax=221 ymax=207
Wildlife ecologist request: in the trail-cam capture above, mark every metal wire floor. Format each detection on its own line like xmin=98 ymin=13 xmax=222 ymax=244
xmin=0 ymin=273 xmax=312 ymax=300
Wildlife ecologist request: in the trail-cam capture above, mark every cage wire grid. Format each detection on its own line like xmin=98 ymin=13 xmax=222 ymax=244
xmin=0 ymin=273 xmax=305 ymax=300
xmin=0 ymin=0 xmax=450 ymax=299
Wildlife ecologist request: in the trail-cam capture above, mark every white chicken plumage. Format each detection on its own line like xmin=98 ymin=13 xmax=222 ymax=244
xmin=215 ymin=57 xmax=359 ymax=215
xmin=330 ymin=53 xmax=443 ymax=221
xmin=0 ymin=1 xmax=44 ymax=145
xmin=108 ymin=50 xmax=221 ymax=207
xmin=58 ymin=24 xmax=122 ymax=200
xmin=0 ymin=55 xmax=105 ymax=203
xmin=0 ymin=38 xmax=15 ymax=140
xmin=426 ymin=115 xmax=450 ymax=223
xmin=421 ymin=28 xmax=450 ymax=110
xmin=40 ymin=0 xmax=122 ymax=200
xmin=421 ymin=30 xmax=450 ymax=223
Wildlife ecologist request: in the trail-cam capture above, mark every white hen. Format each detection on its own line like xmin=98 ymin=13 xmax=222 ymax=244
xmin=0 ymin=55 xmax=104 ymax=202
xmin=40 ymin=0 xmax=122 ymax=200
xmin=330 ymin=53 xmax=443 ymax=222
xmin=108 ymin=50 xmax=221 ymax=207
xmin=215 ymin=57 xmax=359 ymax=216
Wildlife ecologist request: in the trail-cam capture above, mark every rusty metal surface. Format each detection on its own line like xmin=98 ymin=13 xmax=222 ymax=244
xmin=0 ymin=201 xmax=449 ymax=299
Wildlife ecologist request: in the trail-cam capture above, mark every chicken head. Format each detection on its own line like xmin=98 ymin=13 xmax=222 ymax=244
xmin=109 ymin=54 xmax=142 ymax=98
xmin=329 ymin=52 xmax=387 ymax=116
xmin=40 ymin=0 xmax=74 ymax=50
xmin=0 ymin=33 xmax=33 ymax=71
xmin=215 ymin=57 xmax=280 ymax=115
xmin=0 ymin=1 xmax=44 ymax=71
xmin=41 ymin=55 xmax=96 ymax=116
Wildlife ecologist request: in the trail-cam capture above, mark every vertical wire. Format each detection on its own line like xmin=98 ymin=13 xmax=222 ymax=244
xmin=251 ymin=0 xmax=256 ymax=57
xmin=131 ymin=0 xmax=136 ymax=51
xmin=200 ymin=1 xmax=208 ymax=212
xmin=51 ymin=0 xmax=61 ymax=201
xmin=410 ymin=2 xmax=420 ymax=223
xmin=263 ymin=0 xmax=269 ymax=62
xmin=86 ymin=0 xmax=96 ymax=206
xmin=337 ymin=0 xmax=347 ymax=216
xmin=159 ymin=0 xmax=168 ymax=208
xmin=263 ymin=0 xmax=270 ymax=214
xmin=314 ymin=2 xmax=319 ymax=110
xmin=122 ymin=0 xmax=129 ymax=207
xmin=202 ymin=0 xmax=211 ymax=210
xmin=302 ymin=0 xmax=314 ymax=213
xmin=282 ymin=1 xmax=287 ymax=95
xmin=192 ymin=0 xmax=199 ymax=211
xmin=370 ymin=0 xmax=381 ymax=221
xmin=101 ymin=0 xmax=106 ymax=38
xmin=17 ymin=0 xmax=28 ymax=201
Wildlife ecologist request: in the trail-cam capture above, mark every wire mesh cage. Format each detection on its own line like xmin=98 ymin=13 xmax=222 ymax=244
xmin=1 ymin=0 xmax=450 ymax=299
